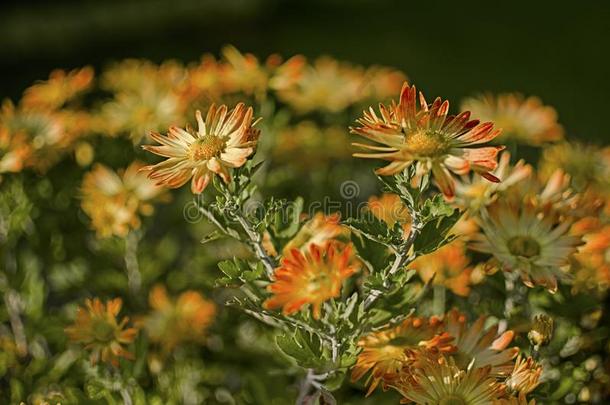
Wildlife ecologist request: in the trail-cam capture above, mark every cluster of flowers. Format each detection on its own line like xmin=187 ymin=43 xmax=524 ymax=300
xmin=1 ymin=47 xmax=609 ymax=403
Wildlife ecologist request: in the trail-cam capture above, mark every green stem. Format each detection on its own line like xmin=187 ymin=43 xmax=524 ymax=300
xmin=124 ymin=231 xmax=141 ymax=296
xmin=432 ymin=285 xmax=446 ymax=316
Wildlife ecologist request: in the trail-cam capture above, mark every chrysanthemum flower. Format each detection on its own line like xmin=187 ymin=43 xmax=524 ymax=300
xmin=504 ymin=356 xmax=542 ymax=395
xmin=22 ymin=66 xmax=94 ymax=109
xmin=144 ymin=285 xmax=216 ymax=353
xmin=493 ymin=393 xmax=537 ymax=405
xmin=453 ymin=152 xmax=532 ymax=213
xmin=351 ymin=83 xmax=504 ymax=197
xmin=461 ymin=93 xmax=563 ymax=146
xmin=352 ymin=315 xmax=454 ymax=395
xmin=444 ymin=309 xmax=518 ymax=376
xmin=263 ymin=243 xmax=358 ymax=319
xmin=142 ymin=104 xmax=260 ymax=194
xmin=0 ymin=127 xmax=29 ymax=174
xmin=393 ymin=356 xmax=505 ymax=404
xmin=282 ymin=212 xmax=348 ymax=254
xmin=571 ymin=224 xmax=610 ymax=293
xmin=367 ymin=193 xmax=411 ymax=233
xmin=470 ymin=200 xmax=583 ymax=293
xmin=81 ymin=162 xmax=165 ymax=238
xmin=65 ymin=298 xmax=138 ymax=366
xmin=409 ymin=240 xmax=473 ymax=297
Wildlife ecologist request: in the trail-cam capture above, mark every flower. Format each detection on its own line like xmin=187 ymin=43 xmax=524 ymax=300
xmin=351 ymin=315 xmax=454 ymax=395
xmin=453 ymin=152 xmax=532 ymax=213
xmin=528 ymin=314 xmax=554 ymax=350
xmin=504 ymin=356 xmax=542 ymax=395
xmin=142 ymin=104 xmax=260 ymax=194
xmin=282 ymin=212 xmax=348 ymax=253
xmin=409 ymin=240 xmax=473 ymax=297
xmin=22 ymin=66 xmax=94 ymax=109
xmin=263 ymin=243 xmax=358 ymax=319
xmin=470 ymin=200 xmax=583 ymax=293
xmin=144 ymin=285 xmax=216 ymax=353
xmin=571 ymin=224 xmax=610 ymax=293
xmin=393 ymin=356 xmax=505 ymax=404
xmin=367 ymin=193 xmax=411 ymax=232
xmin=461 ymin=93 xmax=563 ymax=146
xmin=444 ymin=309 xmax=518 ymax=376
xmin=65 ymin=298 xmax=138 ymax=366
xmin=81 ymin=162 xmax=166 ymax=238
xmin=351 ymin=83 xmax=504 ymax=197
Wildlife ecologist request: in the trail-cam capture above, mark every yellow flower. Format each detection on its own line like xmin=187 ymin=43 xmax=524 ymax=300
xmin=271 ymin=56 xmax=366 ymax=113
xmin=0 ymin=127 xmax=29 ymax=174
xmin=144 ymin=285 xmax=216 ymax=353
xmin=263 ymin=242 xmax=359 ymax=319
xmin=65 ymin=298 xmax=138 ymax=367
xmin=504 ymin=356 xmax=542 ymax=395
xmin=392 ymin=356 xmax=506 ymax=404
xmin=444 ymin=309 xmax=518 ymax=377
xmin=22 ymin=66 xmax=94 ymax=110
xmin=461 ymin=93 xmax=563 ymax=146
xmin=142 ymin=104 xmax=260 ymax=194
xmin=351 ymin=315 xmax=454 ymax=395
xmin=283 ymin=212 xmax=348 ymax=254
xmin=409 ymin=240 xmax=473 ymax=297
xmin=352 ymin=83 xmax=504 ymax=197
xmin=453 ymin=152 xmax=532 ymax=213
xmin=81 ymin=162 xmax=165 ymax=238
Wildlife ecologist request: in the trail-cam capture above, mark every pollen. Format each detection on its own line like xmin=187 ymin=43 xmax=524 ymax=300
xmin=189 ymin=136 xmax=225 ymax=161
xmin=404 ymin=131 xmax=447 ymax=157
xmin=508 ymin=235 xmax=541 ymax=258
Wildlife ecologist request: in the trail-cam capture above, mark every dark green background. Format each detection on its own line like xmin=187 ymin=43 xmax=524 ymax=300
xmin=1 ymin=0 xmax=608 ymax=143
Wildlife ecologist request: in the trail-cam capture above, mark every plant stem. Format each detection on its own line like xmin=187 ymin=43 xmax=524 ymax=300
xmin=233 ymin=213 xmax=276 ymax=278
xmin=124 ymin=231 xmax=141 ymax=296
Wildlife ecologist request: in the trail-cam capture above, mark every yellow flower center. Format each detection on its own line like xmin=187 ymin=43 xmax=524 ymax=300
xmin=189 ymin=136 xmax=225 ymax=161
xmin=439 ymin=395 xmax=466 ymax=405
xmin=404 ymin=131 xmax=447 ymax=157
xmin=508 ymin=236 xmax=541 ymax=258
xmin=92 ymin=320 xmax=116 ymax=342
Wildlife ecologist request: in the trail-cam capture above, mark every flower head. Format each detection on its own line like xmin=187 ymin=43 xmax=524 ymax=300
xmin=528 ymin=314 xmax=554 ymax=350
xmin=263 ymin=243 xmax=358 ymax=319
xmin=352 ymin=315 xmax=454 ymax=395
xmin=22 ymin=66 xmax=94 ymax=109
xmin=144 ymin=285 xmax=216 ymax=353
xmin=142 ymin=104 xmax=260 ymax=194
xmin=81 ymin=162 xmax=166 ymax=238
xmin=351 ymin=83 xmax=504 ymax=197
xmin=461 ymin=93 xmax=563 ymax=146
xmin=65 ymin=298 xmax=138 ymax=366
xmin=367 ymin=193 xmax=411 ymax=232
xmin=283 ymin=212 xmax=349 ymax=254
xmin=504 ymin=356 xmax=542 ymax=395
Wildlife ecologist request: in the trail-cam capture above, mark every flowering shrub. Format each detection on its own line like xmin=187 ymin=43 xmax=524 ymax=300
xmin=0 ymin=46 xmax=609 ymax=404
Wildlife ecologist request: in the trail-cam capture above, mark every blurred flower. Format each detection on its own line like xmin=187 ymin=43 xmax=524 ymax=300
xmin=271 ymin=56 xmax=366 ymax=113
xmin=444 ymin=309 xmax=518 ymax=376
xmin=571 ymin=224 xmax=610 ymax=293
xmin=453 ymin=152 xmax=532 ymax=213
xmin=65 ymin=298 xmax=138 ymax=366
xmin=392 ymin=356 xmax=505 ymax=404
xmin=351 ymin=83 xmax=504 ymax=197
xmin=539 ymin=142 xmax=610 ymax=192
xmin=528 ymin=314 xmax=554 ymax=350
xmin=142 ymin=104 xmax=260 ymax=194
xmin=494 ymin=393 xmax=537 ymax=405
xmin=218 ymin=46 xmax=271 ymax=97
xmin=409 ymin=240 xmax=473 ymax=296
xmin=263 ymin=242 xmax=358 ymax=319
xmin=367 ymin=193 xmax=411 ymax=232
xmin=470 ymin=200 xmax=583 ymax=293
xmin=351 ymin=315 xmax=454 ymax=395
xmin=22 ymin=66 xmax=94 ymax=109
xmin=461 ymin=93 xmax=563 ymax=146
xmin=81 ymin=162 xmax=166 ymax=238
xmin=144 ymin=285 xmax=216 ymax=354
xmin=283 ymin=212 xmax=348 ymax=253
xmin=363 ymin=66 xmax=408 ymax=101
xmin=505 ymin=356 xmax=542 ymax=395
xmin=0 ymin=127 xmax=29 ymax=174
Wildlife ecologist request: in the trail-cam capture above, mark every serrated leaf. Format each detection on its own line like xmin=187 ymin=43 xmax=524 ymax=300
xmin=414 ymin=210 xmax=461 ymax=254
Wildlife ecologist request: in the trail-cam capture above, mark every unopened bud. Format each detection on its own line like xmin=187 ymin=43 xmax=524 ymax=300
xmin=528 ymin=314 xmax=554 ymax=349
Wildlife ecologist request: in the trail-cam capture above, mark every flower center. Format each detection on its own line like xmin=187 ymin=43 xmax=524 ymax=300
xmin=92 ymin=320 xmax=115 ymax=342
xmin=189 ymin=136 xmax=225 ymax=161
xmin=439 ymin=395 xmax=466 ymax=405
xmin=508 ymin=236 xmax=541 ymax=258
xmin=404 ymin=131 xmax=447 ymax=157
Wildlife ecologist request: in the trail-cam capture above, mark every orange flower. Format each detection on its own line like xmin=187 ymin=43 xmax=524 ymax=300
xmin=351 ymin=315 xmax=454 ymax=395
xmin=81 ymin=162 xmax=166 ymax=238
xmin=144 ymin=285 xmax=216 ymax=353
xmin=142 ymin=104 xmax=260 ymax=194
xmin=65 ymin=298 xmax=138 ymax=367
xmin=283 ymin=212 xmax=348 ymax=253
xmin=263 ymin=243 xmax=359 ymax=319
xmin=367 ymin=193 xmax=411 ymax=231
xmin=505 ymin=355 xmax=542 ymax=395
xmin=462 ymin=93 xmax=563 ymax=146
xmin=22 ymin=66 xmax=94 ymax=109
xmin=409 ymin=240 xmax=473 ymax=297
xmin=351 ymin=83 xmax=504 ymax=197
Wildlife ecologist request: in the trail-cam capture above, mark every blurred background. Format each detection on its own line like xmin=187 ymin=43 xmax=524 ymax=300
xmin=1 ymin=0 xmax=609 ymax=144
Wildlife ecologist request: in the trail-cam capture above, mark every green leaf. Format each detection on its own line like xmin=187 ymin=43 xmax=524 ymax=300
xmin=275 ymin=330 xmax=328 ymax=369
xmin=414 ymin=209 xmax=461 ymax=255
